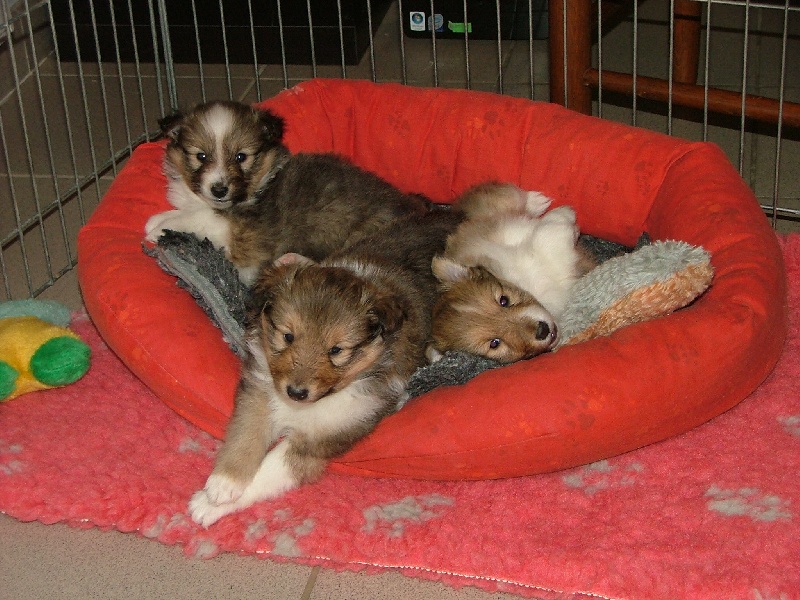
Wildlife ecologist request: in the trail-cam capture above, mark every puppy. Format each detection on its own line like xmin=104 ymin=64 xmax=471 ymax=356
xmin=144 ymin=100 xmax=287 ymax=252
xmin=428 ymin=260 xmax=560 ymax=364
xmin=427 ymin=182 xmax=596 ymax=364
xmin=188 ymin=210 xmax=462 ymax=527
xmin=145 ymin=100 xmax=432 ymax=283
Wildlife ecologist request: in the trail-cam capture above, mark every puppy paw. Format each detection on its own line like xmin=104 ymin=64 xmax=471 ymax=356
xmin=236 ymin=264 xmax=259 ymax=286
xmin=544 ymin=205 xmax=577 ymax=225
xmin=188 ymin=489 xmax=237 ymax=528
xmin=425 ymin=344 xmax=444 ymax=363
xmin=144 ymin=210 xmax=181 ymax=242
xmin=523 ymin=191 xmax=552 ymax=217
xmin=542 ymin=206 xmax=580 ymax=245
xmin=204 ymin=472 xmax=246 ymax=505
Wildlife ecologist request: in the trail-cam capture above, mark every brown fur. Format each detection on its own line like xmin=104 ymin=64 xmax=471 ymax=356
xmin=195 ymin=210 xmax=464 ymax=519
xmin=160 ymin=100 xmax=286 ymax=209
xmin=430 ymin=261 xmax=559 ymax=363
xmin=247 ymin=208 xmax=464 ymax=397
xmin=156 ymin=101 xmax=435 ymax=282
xmin=226 ymin=152 xmax=433 ymax=274
xmin=457 ymin=181 xmax=534 ymax=220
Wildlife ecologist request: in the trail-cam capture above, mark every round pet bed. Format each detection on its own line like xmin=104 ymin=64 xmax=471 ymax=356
xmin=78 ymin=78 xmax=787 ymax=480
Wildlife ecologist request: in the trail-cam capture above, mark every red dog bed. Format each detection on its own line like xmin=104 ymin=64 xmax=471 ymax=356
xmin=78 ymin=79 xmax=787 ymax=480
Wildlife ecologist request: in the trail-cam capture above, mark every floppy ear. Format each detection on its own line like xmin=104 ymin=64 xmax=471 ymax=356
xmin=258 ymin=109 xmax=285 ymax=142
xmin=367 ymin=294 xmax=407 ymax=337
xmin=248 ymin=260 xmax=304 ymax=325
xmin=158 ymin=111 xmax=184 ymax=141
xmin=273 ymin=252 xmax=315 ymax=268
xmin=431 ymin=256 xmax=472 ymax=284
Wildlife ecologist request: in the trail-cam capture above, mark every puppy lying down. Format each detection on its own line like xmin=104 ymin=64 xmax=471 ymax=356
xmin=428 ymin=183 xmax=597 ymax=364
xmin=145 ymin=100 xmax=434 ymax=284
xmin=188 ymin=210 xmax=461 ymax=527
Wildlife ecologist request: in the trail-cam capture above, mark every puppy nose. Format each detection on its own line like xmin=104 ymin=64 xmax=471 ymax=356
xmin=286 ymin=385 xmax=309 ymax=401
xmin=535 ymin=321 xmax=551 ymax=341
xmin=210 ymin=183 xmax=229 ymax=199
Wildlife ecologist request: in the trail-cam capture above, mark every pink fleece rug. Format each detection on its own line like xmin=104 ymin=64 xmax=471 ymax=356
xmin=2 ymin=235 xmax=799 ymax=599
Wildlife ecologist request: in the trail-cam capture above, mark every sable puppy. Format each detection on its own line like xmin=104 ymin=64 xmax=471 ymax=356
xmin=428 ymin=261 xmax=559 ymax=364
xmin=145 ymin=100 xmax=432 ymax=283
xmin=144 ymin=100 xmax=286 ymax=252
xmin=427 ymin=182 xmax=596 ymax=364
xmin=188 ymin=210 xmax=462 ymax=527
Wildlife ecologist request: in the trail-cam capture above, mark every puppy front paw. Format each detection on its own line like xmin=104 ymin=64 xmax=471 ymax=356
xmin=544 ymin=205 xmax=577 ymax=225
xmin=188 ymin=489 xmax=237 ymax=528
xmin=188 ymin=473 xmax=248 ymax=527
xmin=425 ymin=344 xmax=444 ymax=363
xmin=204 ymin=472 xmax=246 ymax=505
xmin=523 ymin=191 xmax=552 ymax=217
xmin=144 ymin=210 xmax=181 ymax=242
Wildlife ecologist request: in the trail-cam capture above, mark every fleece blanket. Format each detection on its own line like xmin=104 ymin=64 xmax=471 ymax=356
xmin=1 ymin=235 xmax=798 ymax=599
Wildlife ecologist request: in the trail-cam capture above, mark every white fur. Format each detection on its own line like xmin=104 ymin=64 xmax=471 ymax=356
xmin=144 ymin=105 xmax=238 ymax=252
xmin=145 ymin=162 xmax=233 ymax=250
xmin=523 ymin=190 xmax=552 ymax=217
xmin=189 ymin=342 xmax=386 ymax=528
xmin=189 ymin=440 xmax=298 ymax=528
xmin=462 ymin=204 xmax=582 ymax=319
xmin=144 ymin=204 xmax=231 ymax=250
xmin=270 ymin=379 xmax=384 ymax=439
xmin=200 ymin=104 xmax=235 ymax=205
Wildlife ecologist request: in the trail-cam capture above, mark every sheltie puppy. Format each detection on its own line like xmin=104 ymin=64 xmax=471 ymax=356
xmin=188 ymin=210 xmax=462 ymax=527
xmin=145 ymin=100 xmax=432 ymax=283
xmin=426 ymin=182 xmax=596 ymax=364
xmin=144 ymin=100 xmax=286 ymax=253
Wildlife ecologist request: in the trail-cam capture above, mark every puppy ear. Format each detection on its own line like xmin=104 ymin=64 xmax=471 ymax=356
xmin=273 ymin=252 xmax=315 ymax=268
xmin=158 ymin=111 xmax=184 ymax=141
xmin=367 ymin=294 xmax=407 ymax=337
xmin=248 ymin=261 xmax=302 ymax=325
xmin=247 ymin=275 xmax=275 ymax=326
xmin=431 ymin=256 xmax=472 ymax=284
xmin=258 ymin=109 xmax=285 ymax=142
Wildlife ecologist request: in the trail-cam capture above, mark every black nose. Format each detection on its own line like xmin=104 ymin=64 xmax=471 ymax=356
xmin=286 ymin=385 xmax=309 ymax=401
xmin=210 ymin=183 xmax=229 ymax=199
xmin=535 ymin=321 xmax=551 ymax=340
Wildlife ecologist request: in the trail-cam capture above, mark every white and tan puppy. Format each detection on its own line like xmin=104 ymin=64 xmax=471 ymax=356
xmin=145 ymin=100 xmax=435 ymax=284
xmin=145 ymin=100 xmax=286 ymax=253
xmin=427 ymin=182 xmax=596 ymax=363
xmin=189 ymin=210 xmax=462 ymax=527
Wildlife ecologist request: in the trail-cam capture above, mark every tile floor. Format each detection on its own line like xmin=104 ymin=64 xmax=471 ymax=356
xmin=1 ymin=1 xmax=798 ymax=598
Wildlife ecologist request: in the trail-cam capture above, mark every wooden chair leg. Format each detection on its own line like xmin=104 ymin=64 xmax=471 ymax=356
xmin=549 ymin=0 xmax=592 ymax=114
xmin=673 ymin=0 xmax=701 ymax=84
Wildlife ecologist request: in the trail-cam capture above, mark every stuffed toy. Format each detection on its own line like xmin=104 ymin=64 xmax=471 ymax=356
xmin=0 ymin=299 xmax=91 ymax=401
xmin=145 ymin=232 xmax=713 ymax=399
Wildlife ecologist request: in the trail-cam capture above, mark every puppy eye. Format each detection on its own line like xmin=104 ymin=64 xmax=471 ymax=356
xmin=283 ymin=332 xmax=294 ymax=344
xmin=489 ymin=338 xmax=502 ymax=349
xmin=235 ymin=152 xmax=247 ymax=163
xmin=329 ymin=346 xmax=342 ymax=356
xmin=498 ymin=295 xmax=510 ymax=307
xmin=196 ymin=152 xmax=207 ymax=162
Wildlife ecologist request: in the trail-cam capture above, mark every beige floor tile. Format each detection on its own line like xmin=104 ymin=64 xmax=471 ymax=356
xmin=309 ymin=566 xmax=524 ymax=599
xmin=0 ymin=515 xmax=314 ymax=600
xmin=171 ymin=74 xmax=259 ymax=107
xmin=0 ymin=67 xmax=158 ymax=180
xmin=36 ymin=265 xmax=84 ymax=310
xmin=1 ymin=173 xmax=107 ymax=301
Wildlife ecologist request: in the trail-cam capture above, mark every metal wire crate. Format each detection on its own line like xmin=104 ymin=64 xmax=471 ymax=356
xmin=1 ymin=0 xmax=797 ymax=301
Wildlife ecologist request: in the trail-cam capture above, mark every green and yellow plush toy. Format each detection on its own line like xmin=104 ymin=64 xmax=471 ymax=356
xmin=0 ymin=299 xmax=91 ymax=402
